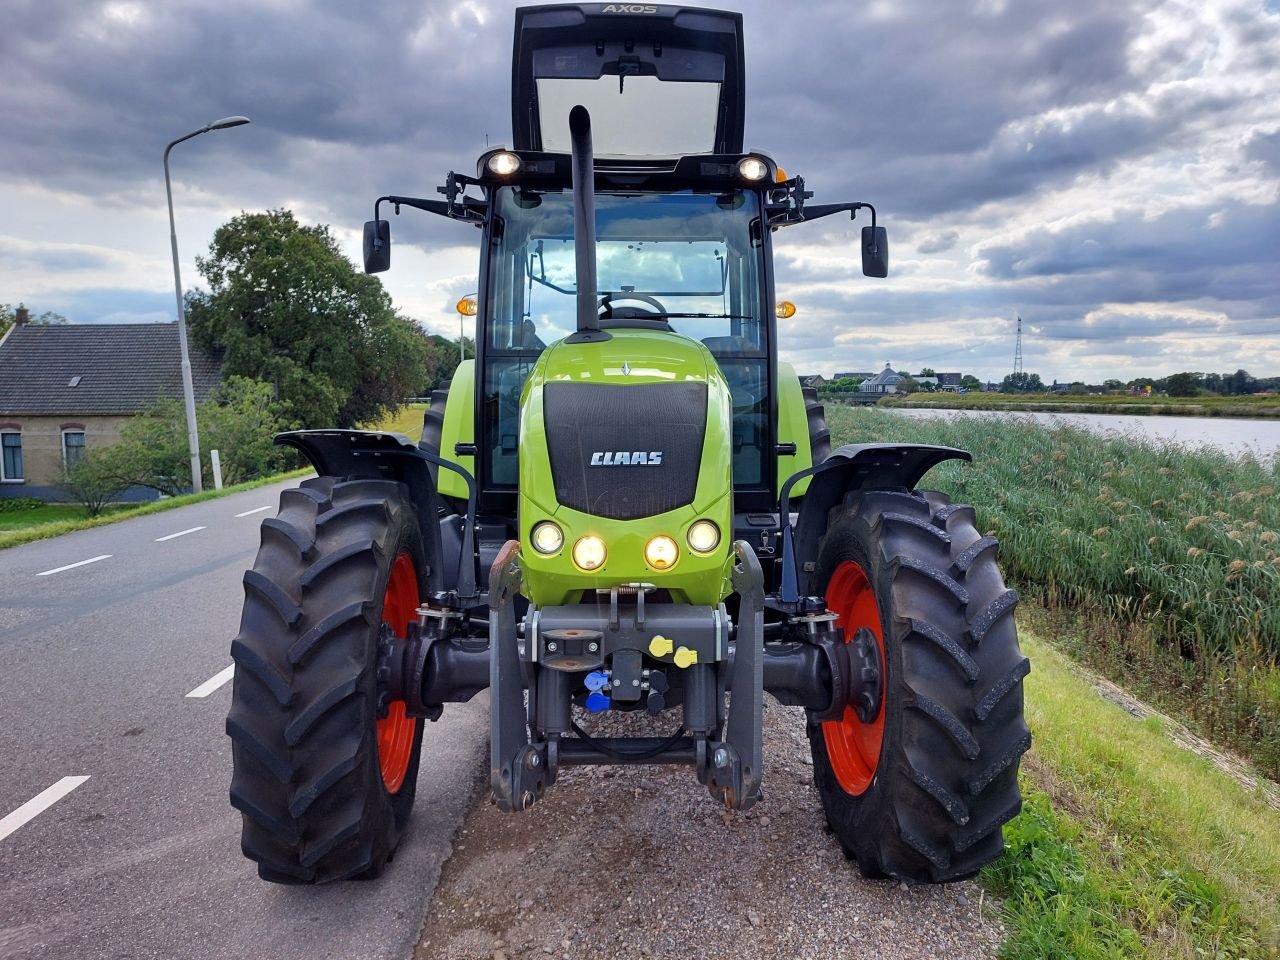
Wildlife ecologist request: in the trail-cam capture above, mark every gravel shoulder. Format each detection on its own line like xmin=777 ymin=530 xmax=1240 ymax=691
xmin=415 ymin=699 xmax=1003 ymax=960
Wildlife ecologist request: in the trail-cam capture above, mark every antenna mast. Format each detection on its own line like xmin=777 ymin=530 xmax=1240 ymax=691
xmin=1013 ymin=316 xmax=1024 ymax=377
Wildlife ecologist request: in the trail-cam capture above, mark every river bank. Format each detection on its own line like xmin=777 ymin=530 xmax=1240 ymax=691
xmin=875 ymin=392 xmax=1280 ymax=419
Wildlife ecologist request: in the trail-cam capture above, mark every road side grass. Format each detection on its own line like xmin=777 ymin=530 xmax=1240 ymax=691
xmin=826 ymin=405 xmax=1280 ymax=779
xmin=879 ymin=391 xmax=1280 ymax=418
xmin=0 ymin=468 xmax=312 ymax=551
xmin=984 ymin=626 xmax=1279 ymax=959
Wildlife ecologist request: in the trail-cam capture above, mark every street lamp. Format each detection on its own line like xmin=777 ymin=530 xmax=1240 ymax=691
xmin=164 ymin=115 xmax=251 ymax=494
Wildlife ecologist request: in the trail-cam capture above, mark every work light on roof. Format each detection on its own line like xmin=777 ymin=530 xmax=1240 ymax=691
xmin=737 ymin=156 xmax=769 ymax=182
xmin=486 ymin=151 xmax=522 ymax=177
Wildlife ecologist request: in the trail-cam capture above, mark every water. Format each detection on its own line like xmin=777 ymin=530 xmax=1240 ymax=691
xmin=887 ymin=407 xmax=1280 ymax=462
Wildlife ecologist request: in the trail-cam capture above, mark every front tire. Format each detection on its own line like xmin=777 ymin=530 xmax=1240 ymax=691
xmin=807 ymin=488 xmax=1030 ymax=882
xmin=227 ymin=477 xmax=426 ymax=884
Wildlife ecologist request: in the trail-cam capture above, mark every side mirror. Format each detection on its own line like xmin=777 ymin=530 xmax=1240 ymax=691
xmin=363 ymin=219 xmax=390 ymax=274
xmin=861 ymin=225 xmax=888 ymax=278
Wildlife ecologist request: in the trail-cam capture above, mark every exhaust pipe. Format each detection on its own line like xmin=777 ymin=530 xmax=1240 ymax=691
xmin=567 ymin=105 xmax=610 ymax=343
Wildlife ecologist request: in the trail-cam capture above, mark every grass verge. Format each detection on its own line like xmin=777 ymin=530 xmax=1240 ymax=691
xmin=0 ymin=468 xmax=311 ymax=551
xmin=985 ymin=624 xmax=1279 ymax=959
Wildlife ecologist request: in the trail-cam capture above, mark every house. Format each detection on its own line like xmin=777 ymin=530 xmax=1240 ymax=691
xmin=858 ymin=364 xmax=905 ymax=395
xmin=0 ymin=321 xmax=222 ymax=500
xmin=798 ymin=374 xmax=827 ymax=389
xmin=937 ymin=372 xmax=963 ymax=391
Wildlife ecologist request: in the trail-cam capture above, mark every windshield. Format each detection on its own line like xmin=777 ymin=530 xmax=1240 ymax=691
xmin=536 ymin=76 xmax=722 ymax=157
xmin=483 ymin=188 xmax=770 ymax=491
xmin=490 ymin=189 xmax=764 ymax=350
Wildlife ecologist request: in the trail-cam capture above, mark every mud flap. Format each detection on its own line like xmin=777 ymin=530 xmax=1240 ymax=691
xmin=703 ymin=541 xmax=764 ymax=810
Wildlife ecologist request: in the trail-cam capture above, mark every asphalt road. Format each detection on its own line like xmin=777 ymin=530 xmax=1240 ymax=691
xmin=0 ymin=480 xmax=489 ymax=960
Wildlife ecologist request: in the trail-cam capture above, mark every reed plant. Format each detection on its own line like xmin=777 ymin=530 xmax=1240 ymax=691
xmin=826 ymin=405 xmax=1280 ymax=778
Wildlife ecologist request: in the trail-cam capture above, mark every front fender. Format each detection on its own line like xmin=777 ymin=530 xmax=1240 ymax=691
xmin=275 ymin=429 xmax=470 ymax=596
xmin=781 ymin=443 xmax=971 ymax=600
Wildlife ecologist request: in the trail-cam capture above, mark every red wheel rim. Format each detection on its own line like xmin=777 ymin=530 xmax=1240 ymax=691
xmin=822 ymin=560 xmax=886 ymax=796
xmin=377 ymin=551 xmax=420 ymax=794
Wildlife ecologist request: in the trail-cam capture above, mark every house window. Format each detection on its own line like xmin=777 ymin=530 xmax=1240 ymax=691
xmin=1 ymin=431 xmax=22 ymax=482
xmin=62 ymin=430 xmax=86 ymax=470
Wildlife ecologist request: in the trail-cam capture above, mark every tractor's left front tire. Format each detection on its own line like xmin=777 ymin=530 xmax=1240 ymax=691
xmin=227 ymin=477 xmax=426 ymax=884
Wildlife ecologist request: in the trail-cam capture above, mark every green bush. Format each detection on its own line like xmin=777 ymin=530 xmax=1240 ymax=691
xmin=0 ymin=496 xmax=45 ymax=513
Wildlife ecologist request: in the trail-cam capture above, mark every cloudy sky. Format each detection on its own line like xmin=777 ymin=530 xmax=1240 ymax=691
xmin=3 ymin=0 xmax=1279 ymax=382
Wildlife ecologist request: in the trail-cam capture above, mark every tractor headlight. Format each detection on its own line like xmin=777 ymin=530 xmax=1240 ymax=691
xmin=644 ymin=535 xmax=679 ymax=570
xmin=572 ymin=535 xmax=607 ymax=571
xmin=486 ymin=151 xmax=522 ymax=177
xmin=531 ymin=521 xmax=564 ymax=555
xmin=737 ymin=156 xmax=769 ymax=182
xmin=686 ymin=520 xmax=721 ymax=554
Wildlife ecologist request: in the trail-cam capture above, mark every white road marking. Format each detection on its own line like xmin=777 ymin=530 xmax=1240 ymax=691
xmin=36 ymin=555 xmax=111 ymax=577
xmin=155 ymin=526 xmax=206 ymax=542
xmin=185 ymin=664 xmax=235 ymax=699
xmin=0 ymin=777 xmax=91 ymax=842
xmin=235 ymin=505 xmax=272 ymax=518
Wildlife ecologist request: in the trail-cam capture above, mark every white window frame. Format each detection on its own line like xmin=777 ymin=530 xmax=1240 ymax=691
xmin=61 ymin=428 xmax=87 ymax=471
xmin=1 ymin=429 xmax=23 ymax=483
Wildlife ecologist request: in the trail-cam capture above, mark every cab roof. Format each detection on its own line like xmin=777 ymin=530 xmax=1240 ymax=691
xmin=511 ymin=4 xmax=745 ymax=158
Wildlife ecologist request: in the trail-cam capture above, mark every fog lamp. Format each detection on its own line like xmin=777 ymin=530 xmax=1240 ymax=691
xmin=644 ymin=535 xmax=679 ymax=570
xmin=573 ymin=535 xmax=607 ymax=571
xmin=487 ymin=151 xmax=522 ymax=176
xmin=687 ymin=520 xmax=721 ymax=554
xmin=531 ymin=521 xmax=563 ymax=555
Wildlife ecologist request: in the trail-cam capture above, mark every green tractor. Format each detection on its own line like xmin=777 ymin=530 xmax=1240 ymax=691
xmin=227 ymin=3 xmax=1030 ymax=886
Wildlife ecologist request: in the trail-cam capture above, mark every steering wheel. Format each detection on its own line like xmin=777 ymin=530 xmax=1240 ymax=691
xmin=598 ymin=293 xmax=669 ymax=320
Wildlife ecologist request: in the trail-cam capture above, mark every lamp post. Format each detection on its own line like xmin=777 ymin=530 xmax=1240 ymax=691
xmin=164 ymin=115 xmax=251 ymax=494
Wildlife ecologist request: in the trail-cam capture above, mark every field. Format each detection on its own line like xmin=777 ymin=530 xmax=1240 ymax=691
xmin=826 ymin=405 xmax=1280 ymax=779
xmin=877 ymin=391 xmax=1280 ymax=418
xmin=370 ymin=401 xmax=427 ymax=439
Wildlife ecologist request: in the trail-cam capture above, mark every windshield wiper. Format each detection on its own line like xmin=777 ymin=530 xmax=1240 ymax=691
xmin=652 ymin=312 xmax=752 ymax=319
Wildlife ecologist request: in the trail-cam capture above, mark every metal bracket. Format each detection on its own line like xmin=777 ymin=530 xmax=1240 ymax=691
xmin=704 ymin=540 xmax=764 ymax=810
xmin=490 ymin=541 xmax=552 ymax=811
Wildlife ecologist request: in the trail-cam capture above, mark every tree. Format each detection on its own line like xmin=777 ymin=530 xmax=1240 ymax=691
xmin=1165 ymin=372 xmax=1199 ymax=397
xmin=960 ymin=375 xmax=983 ymax=391
xmin=1103 ymin=379 xmax=1125 ymax=391
xmin=917 ymin=368 xmax=936 ymax=378
xmin=419 ymin=332 xmax=474 ymax=393
xmin=1000 ymin=372 xmax=1045 ymax=393
xmin=187 ymin=210 xmax=427 ymax=429
xmin=200 ymin=377 xmax=294 ymax=484
xmin=61 ymin=448 xmax=129 ymax=517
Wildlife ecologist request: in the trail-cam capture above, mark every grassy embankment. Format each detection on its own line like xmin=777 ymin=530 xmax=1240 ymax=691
xmin=877 ymin=390 xmax=1280 ymax=418
xmin=827 ymin=405 xmax=1280 ymax=956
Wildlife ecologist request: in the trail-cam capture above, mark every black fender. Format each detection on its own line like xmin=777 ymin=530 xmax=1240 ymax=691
xmin=275 ymin=429 xmax=480 ymax=599
xmin=778 ymin=443 xmax=971 ymax=601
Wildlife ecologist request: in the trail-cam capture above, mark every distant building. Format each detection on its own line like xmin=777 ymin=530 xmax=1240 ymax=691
xmin=858 ymin=364 xmax=905 ymax=395
xmin=0 ymin=323 xmax=222 ymax=500
xmin=937 ymin=372 xmax=963 ymax=391
xmin=798 ymin=374 xmax=827 ymax=389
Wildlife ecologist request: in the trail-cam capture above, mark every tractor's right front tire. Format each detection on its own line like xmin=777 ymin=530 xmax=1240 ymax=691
xmin=807 ymin=488 xmax=1030 ymax=882
xmin=227 ymin=477 xmax=426 ymax=884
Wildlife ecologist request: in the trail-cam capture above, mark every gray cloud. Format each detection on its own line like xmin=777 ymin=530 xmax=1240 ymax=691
xmin=1 ymin=0 xmax=1278 ymax=382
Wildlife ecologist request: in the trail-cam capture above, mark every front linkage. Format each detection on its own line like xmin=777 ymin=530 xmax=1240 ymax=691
xmin=373 ymin=524 xmax=884 ymax=815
